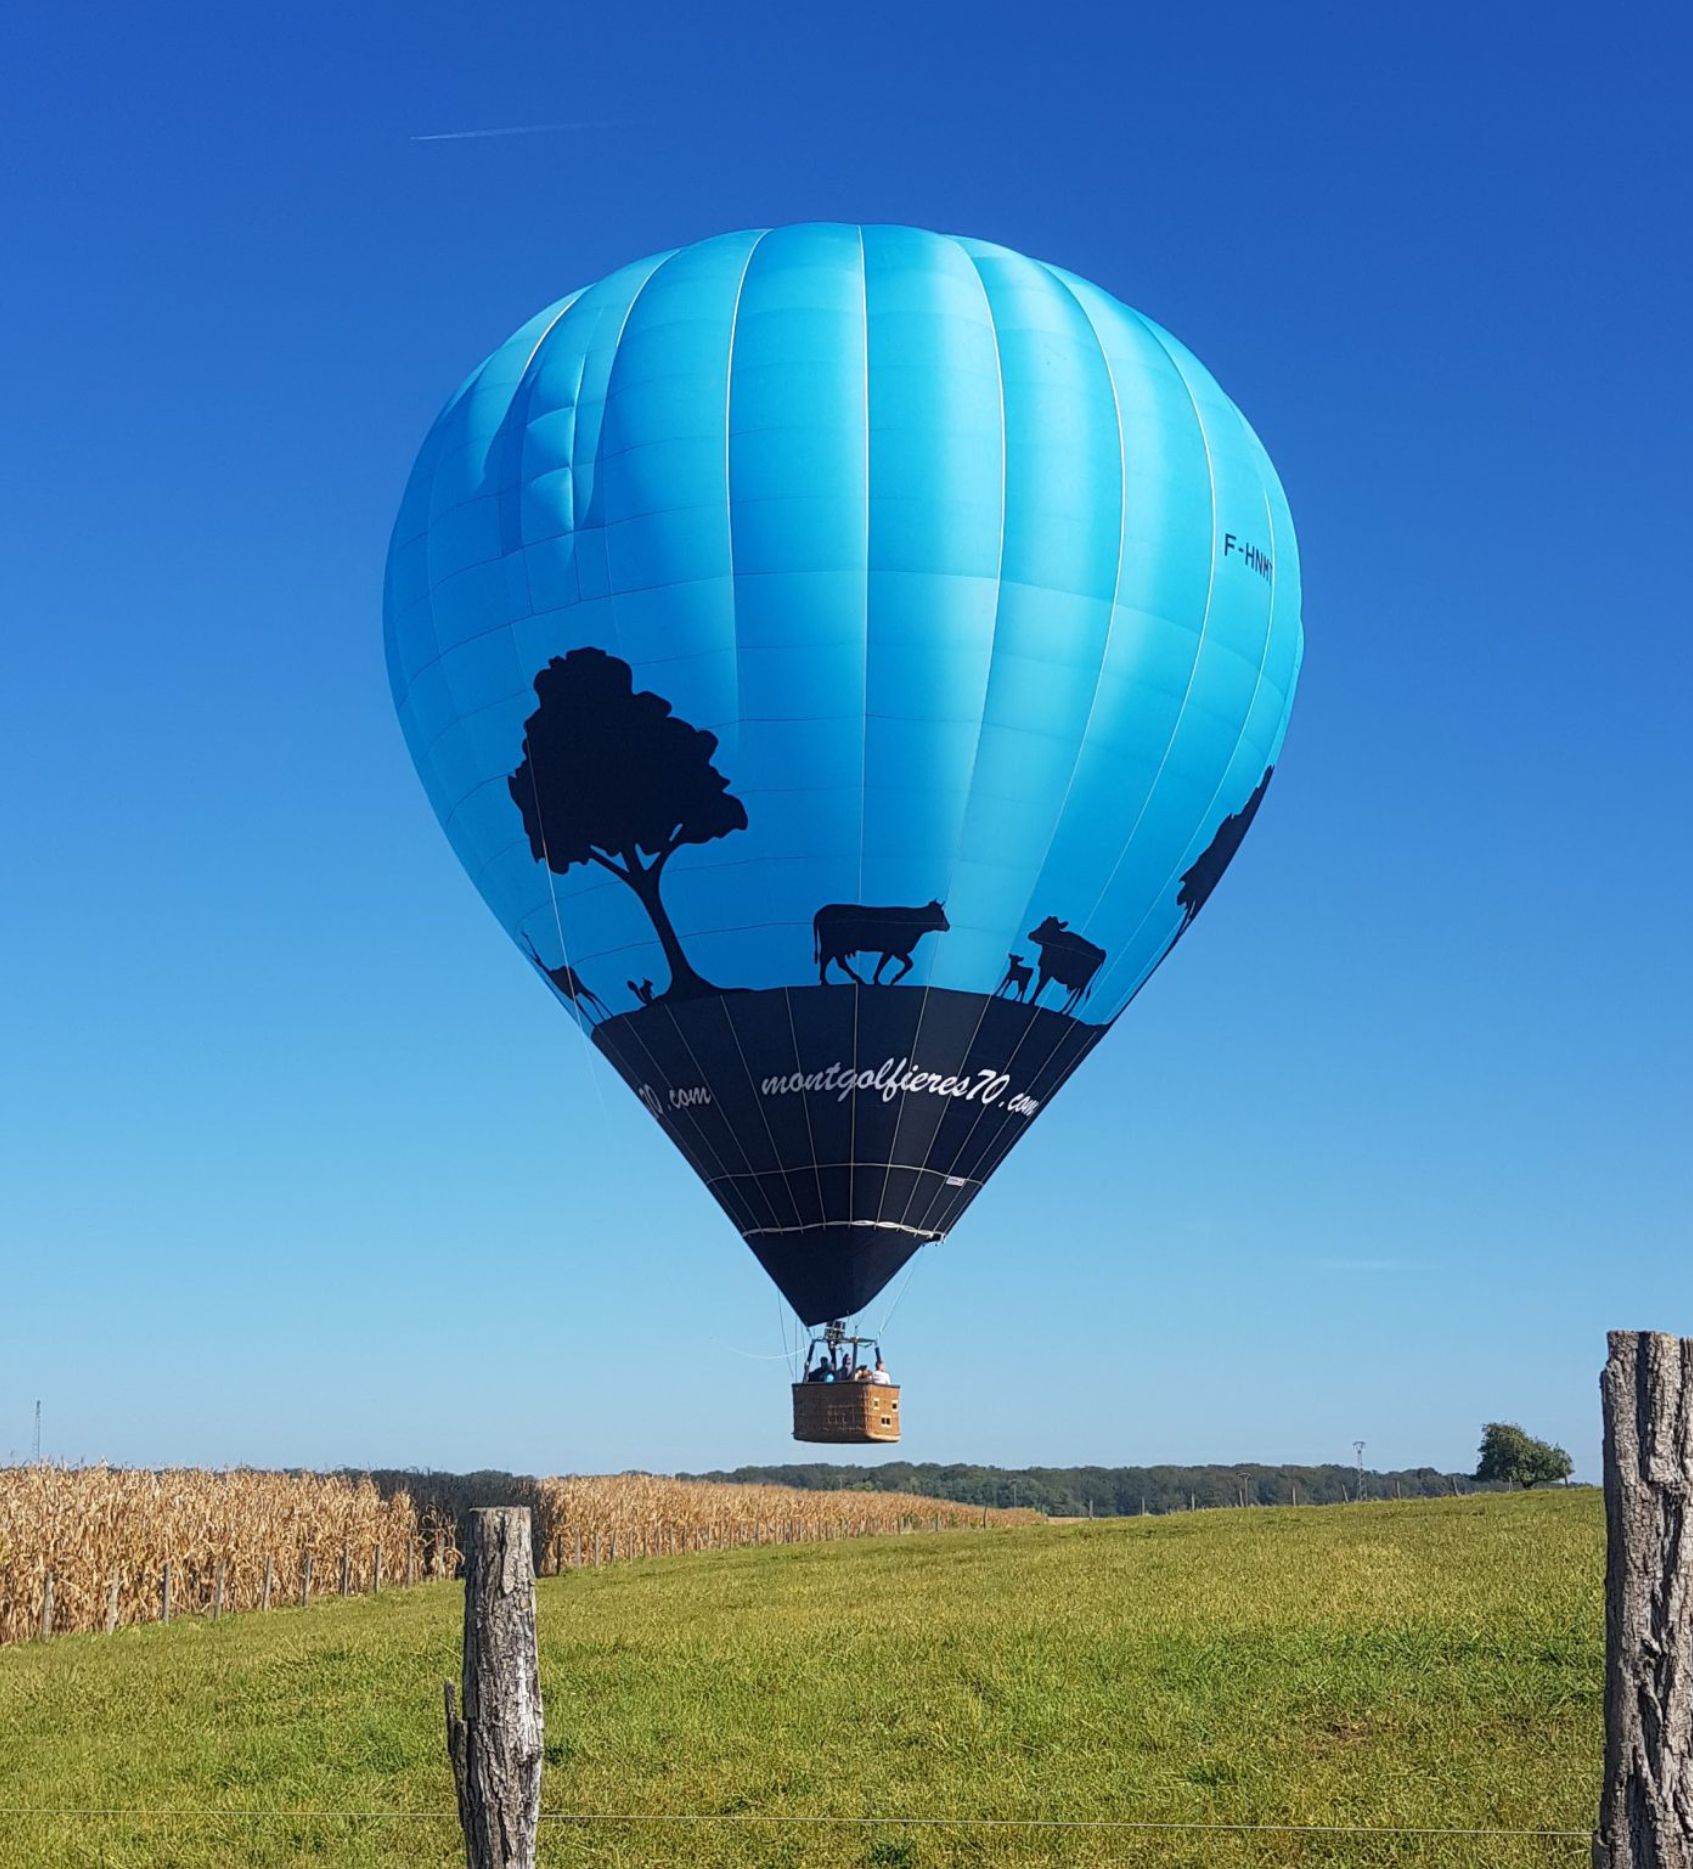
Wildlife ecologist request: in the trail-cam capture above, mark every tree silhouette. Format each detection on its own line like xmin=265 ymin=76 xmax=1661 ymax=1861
xmin=508 ymin=648 xmax=746 ymax=1002
xmin=1175 ymin=765 xmax=1274 ymax=932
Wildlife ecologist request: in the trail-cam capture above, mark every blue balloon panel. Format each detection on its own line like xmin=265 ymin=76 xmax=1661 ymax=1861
xmin=385 ymin=225 xmax=1302 ymax=1325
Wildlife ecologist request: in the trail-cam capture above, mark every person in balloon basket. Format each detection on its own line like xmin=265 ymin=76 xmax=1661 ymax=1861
xmin=871 ymin=1355 xmax=893 ymax=1386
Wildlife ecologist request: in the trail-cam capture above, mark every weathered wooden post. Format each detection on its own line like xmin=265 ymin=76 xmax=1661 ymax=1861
xmin=38 ymin=1571 xmax=54 ymax=1641
xmin=1595 ymin=1330 xmax=1693 ymax=1867
xmin=105 ymin=1572 xmax=121 ymax=1634
xmin=212 ymin=1560 xmax=226 ymax=1622
xmin=160 ymin=1562 xmax=172 ymax=1625
xmin=445 ymin=1507 xmax=543 ymax=1869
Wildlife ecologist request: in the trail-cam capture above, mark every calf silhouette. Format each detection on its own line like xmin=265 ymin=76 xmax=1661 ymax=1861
xmin=814 ymin=899 xmax=949 ymax=985
xmin=627 ymin=978 xmax=656 ymax=1006
xmin=994 ymin=952 xmax=1034 ymax=1001
xmin=1026 ymin=916 xmax=1106 ymax=1014
xmin=521 ymin=934 xmax=611 ymax=1019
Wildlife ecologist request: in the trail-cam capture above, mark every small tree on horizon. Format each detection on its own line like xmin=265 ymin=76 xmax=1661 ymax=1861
xmin=509 ymin=648 xmax=747 ymax=1002
xmin=1475 ymin=1421 xmax=1573 ymax=1489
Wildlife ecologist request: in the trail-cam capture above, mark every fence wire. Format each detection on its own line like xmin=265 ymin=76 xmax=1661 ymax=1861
xmin=0 ymin=1808 xmax=1592 ymax=1840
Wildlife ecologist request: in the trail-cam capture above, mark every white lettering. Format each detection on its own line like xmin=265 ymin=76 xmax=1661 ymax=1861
xmin=759 ymin=1056 xmax=1039 ymax=1119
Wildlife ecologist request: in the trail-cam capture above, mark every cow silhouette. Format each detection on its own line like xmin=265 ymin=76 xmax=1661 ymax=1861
xmin=814 ymin=900 xmax=949 ymax=985
xmin=627 ymin=978 xmax=656 ymax=1006
xmin=521 ymin=934 xmax=611 ymax=1019
xmin=994 ymin=952 xmax=1034 ymax=1001
xmin=1026 ymin=916 xmax=1106 ymax=1014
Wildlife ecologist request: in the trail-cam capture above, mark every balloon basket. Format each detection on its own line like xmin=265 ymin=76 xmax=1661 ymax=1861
xmin=792 ymin=1381 xmax=901 ymax=1444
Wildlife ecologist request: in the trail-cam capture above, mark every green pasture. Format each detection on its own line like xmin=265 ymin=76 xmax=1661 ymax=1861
xmin=0 ymin=1492 xmax=1601 ymax=1867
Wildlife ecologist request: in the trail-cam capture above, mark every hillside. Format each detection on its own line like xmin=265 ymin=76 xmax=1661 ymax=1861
xmin=0 ymin=1491 xmax=1600 ymax=1867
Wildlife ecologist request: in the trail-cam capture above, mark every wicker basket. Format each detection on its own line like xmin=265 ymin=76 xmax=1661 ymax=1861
xmin=791 ymin=1380 xmax=901 ymax=1444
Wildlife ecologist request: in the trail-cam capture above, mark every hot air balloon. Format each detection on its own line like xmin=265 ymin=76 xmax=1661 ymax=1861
xmin=384 ymin=224 xmax=1302 ymax=1442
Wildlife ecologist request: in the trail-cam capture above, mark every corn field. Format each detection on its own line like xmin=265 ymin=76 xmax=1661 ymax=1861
xmin=0 ymin=1465 xmax=1030 ymax=1645
xmin=0 ymin=1467 xmax=456 ymax=1645
xmin=394 ymin=1470 xmax=1028 ymax=1574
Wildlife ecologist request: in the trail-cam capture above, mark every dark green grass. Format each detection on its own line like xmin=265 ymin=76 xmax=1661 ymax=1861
xmin=0 ymin=1493 xmax=1600 ymax=1866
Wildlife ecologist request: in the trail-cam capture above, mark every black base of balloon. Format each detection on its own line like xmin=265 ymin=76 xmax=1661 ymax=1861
xmin=749 ymin=1225 xmax=926 ymax=1330
xmin=591 ymin=984 xmax=1105 ymax=1325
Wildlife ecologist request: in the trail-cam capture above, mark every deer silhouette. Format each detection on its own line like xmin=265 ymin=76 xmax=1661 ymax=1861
xmin=520 ymin=934 xmax=611 ymax=1019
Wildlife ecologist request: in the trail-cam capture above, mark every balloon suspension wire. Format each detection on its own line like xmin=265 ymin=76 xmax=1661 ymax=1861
xmin=876 ymin=246 xmax=1008 ymax=1238
xmin=727 ymin=1297 xmax=807 ymax=1364
xmin=492 ymin=302 xmax=613 ymax=1125
xmin=508 ymin=644 xmax=611 ymax=1125
xmin=874 ymin=1254 xmax=922 ymax=1342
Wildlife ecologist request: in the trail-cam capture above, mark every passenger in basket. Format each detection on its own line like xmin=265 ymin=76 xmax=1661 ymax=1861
xmin=871 ymin=1355 xmax=893 ymax=1384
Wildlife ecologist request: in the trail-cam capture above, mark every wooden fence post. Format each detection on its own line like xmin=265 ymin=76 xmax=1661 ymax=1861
xmin=105 ymin=1572 xmax=121 ymax=1634
xmin=374 ymin=1543 xmax=382 ymax=1595
xmin=1595 ymin=1330 xmax=1693 ymax=1866
xmin=446 ymin=1507 xmax=543 ymax=1869
xmin=212 ymin=1561 xmax=226 ymax=1622
xmin=301 ymin=1552 xmax=312 ymax=1607
xmin=160 ymin=1562 xmax=172 ymax=1625
xmin=262 ymin=1557 xmax=273 ymax=1611
xmin=39 ymin=1572 xmax=53 ymax=1641
xmin=340 ymin=1548 xmax=351 ymax=1597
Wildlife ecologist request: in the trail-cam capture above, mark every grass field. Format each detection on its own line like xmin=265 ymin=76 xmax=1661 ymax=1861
xmin=0 ymin=1492 xmax=1600 ymax=1867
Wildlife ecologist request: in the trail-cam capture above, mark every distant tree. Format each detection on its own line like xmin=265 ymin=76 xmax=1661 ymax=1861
xmin=1475 ymin=1422 xmax=1573 ymax=1489
xmin=509 ymin=649 xmax=746 ymax=1001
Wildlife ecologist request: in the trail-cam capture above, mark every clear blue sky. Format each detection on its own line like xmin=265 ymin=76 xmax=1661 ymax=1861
xmin=4 ymin=2 xmax=1687 ymax=1480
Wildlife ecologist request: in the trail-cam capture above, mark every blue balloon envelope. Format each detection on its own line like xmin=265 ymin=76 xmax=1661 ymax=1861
xmin=385 ymin=224 xmax=1302 ymax=1326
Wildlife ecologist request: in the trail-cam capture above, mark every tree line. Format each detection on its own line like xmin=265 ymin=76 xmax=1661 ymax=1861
xmin=680 ymin=1461 xmax=1538 ymax=1515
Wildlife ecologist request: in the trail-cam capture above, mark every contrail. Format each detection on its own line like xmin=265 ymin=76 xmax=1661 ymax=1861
xmin=410 ymin=120 xmax=626 ymax=142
